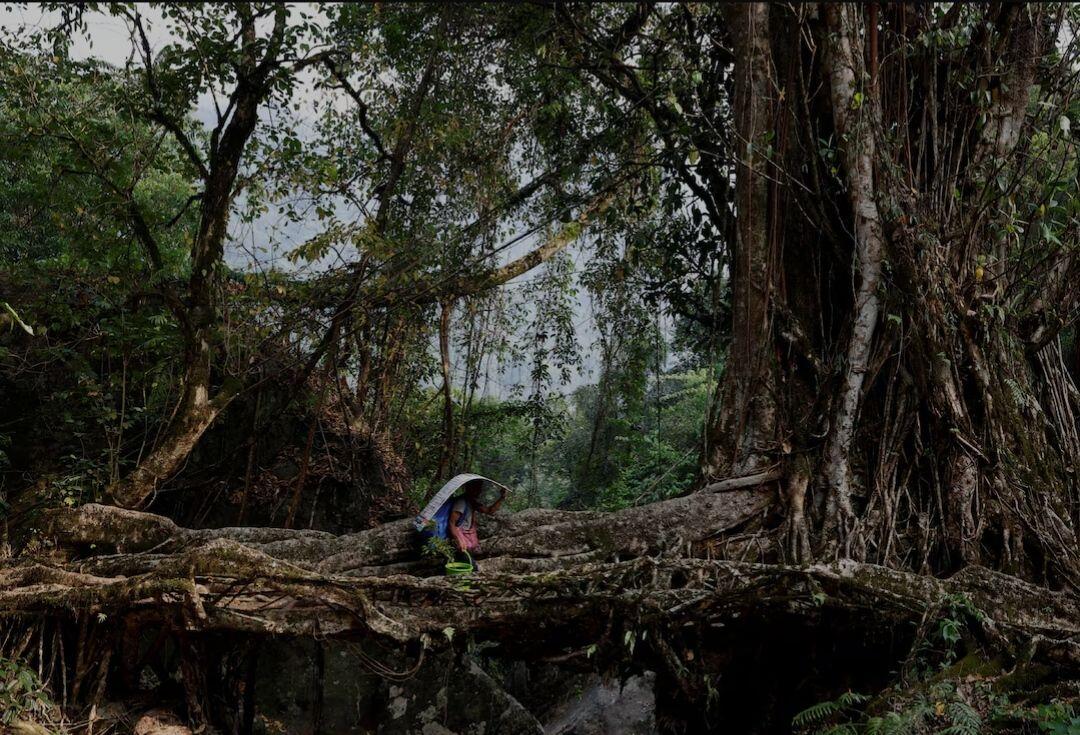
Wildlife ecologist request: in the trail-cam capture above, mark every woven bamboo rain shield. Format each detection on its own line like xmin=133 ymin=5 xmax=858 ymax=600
xmin=413 ymin=473 xmax=495 ymax=532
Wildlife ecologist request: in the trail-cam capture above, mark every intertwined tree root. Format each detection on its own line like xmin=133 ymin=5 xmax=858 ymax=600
xmin=2 ymin=496 xmax=1075 ymax=666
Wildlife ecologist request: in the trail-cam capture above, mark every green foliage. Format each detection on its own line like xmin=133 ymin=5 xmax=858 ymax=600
xmin=863 ymin=708 xmax=927 ymax=735
xmin=0 ymin=264 xmax=189 ymax=505
xmin=594 ymin=434 xmax=696 ymax=511
xmin=792 ymin=603 xmax=999 ymax=735
xmin=795 ymin=683 xmax=990 ymax=735
xmin=399 ymin=363 xmax=711 ymax=515
xmin=0 ymin=39 xmax=210 ymax=501
xmin=422 ymin=536 xmax=457 ymax=564
xmin=793 ymin=692 xmax=869 ymax=732
xmin=0 ymin=49 xmax=197 ymax=277
xmin=993 ymin=699 xmax=1080 ymax=735
xmin=0 ymin=656 xmax=56 ymax=727
xmin=941 ymin=700 xmax=982 ymax=735
xmin=933 ymin=595 xmax=985 ymax=666
xmin=563 ymin=369 xmax=713 ymax=509
xmin=0 ymin=2 xmax=730 ymax=526
xmin=1034 ymin=702 xmax=1080 ymax=735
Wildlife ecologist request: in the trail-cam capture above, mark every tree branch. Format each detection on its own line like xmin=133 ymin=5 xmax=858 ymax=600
xmin=322 ymin=58 xmax=390 ymax=161
xmin=128 ymin=9 xmax=211 ymax=181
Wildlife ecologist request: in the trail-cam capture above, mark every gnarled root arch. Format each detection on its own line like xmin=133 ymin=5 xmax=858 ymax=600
xmin=2 ymin=495 xmax=1079 ymax=732
xmin=3 ymin=498 xmax=1076 ymax=651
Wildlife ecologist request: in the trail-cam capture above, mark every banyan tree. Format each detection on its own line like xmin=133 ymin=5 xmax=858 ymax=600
xmin=1 ymin=3 xmax=1078 ymax=733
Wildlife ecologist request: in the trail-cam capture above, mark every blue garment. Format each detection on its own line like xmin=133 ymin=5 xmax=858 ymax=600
xmin=418 ymin=496 xmax=470 ymax=540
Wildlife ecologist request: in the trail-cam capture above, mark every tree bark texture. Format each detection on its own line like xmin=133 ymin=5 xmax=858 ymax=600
xmin=4 ymin=505 xmax=1076 ymax=667
xmin=704 ymin=2 xmax=779 ymax=478
xmin=820 ymin=2 xmax=887 ymax=543
xmin=691 ymin=3 xmax=1079 ymax=587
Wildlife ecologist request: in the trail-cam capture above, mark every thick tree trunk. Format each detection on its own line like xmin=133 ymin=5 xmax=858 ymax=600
xmin=703 ymin=3 xmax=778 ymax=479
xmin=109 ymin=374 xmax=238 ymax=509
xmin=689 ymin=2 xmax=1080 ymax=586
xmin=107 ymin=13 xmax=285 ymax=510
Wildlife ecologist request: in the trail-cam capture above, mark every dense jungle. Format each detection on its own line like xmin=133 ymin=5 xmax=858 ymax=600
xmin=0 ymin=3 xmax=1079 ymax=734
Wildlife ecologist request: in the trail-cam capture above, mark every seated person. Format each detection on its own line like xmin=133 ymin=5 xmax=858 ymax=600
xmin=448 ymin=478 xmax=507 ymax=565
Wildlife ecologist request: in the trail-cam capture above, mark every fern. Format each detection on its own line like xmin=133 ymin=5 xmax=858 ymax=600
xmin=793 ymin=699 xmax=845 ymax=727
xmin=794 ymin=687 xmax=980 ymax=735
xmin=1004 ymin=377 xmax=1041 ymax=415
xmin=878 ymin=710 xmax=917 ymax=735
xmin=837 ymin=692 xmax=870 ymax=707
xmin=943 ymin=701 xmax=982 ymax=735
xmin=884 ymin=713 xmax=908 ymax=735
xmin=906 ymin=696 xmax=934 ymax=726
xmin=793 ymin=691 xmax=870 ymax=732
xmin=820 ymin=725 xmax=858 ymax=735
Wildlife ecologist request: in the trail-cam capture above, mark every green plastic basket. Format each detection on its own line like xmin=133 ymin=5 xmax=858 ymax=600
xmin=445 ymin=552 xmax=474 ymax=576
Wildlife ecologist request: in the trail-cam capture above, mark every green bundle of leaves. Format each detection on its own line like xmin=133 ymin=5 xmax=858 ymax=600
xmin=0 ymin=657 xmax=57 ymax=728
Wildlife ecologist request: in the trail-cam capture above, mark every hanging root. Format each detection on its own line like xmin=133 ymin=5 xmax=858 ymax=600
xmin=782 ymin=459 xmax=812 ymax=564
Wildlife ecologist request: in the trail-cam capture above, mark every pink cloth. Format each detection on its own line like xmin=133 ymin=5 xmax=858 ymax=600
xmin=458 ymin=525 xmax=480 ymax=551
xmin=451 ymin=498 xmax=481 ymax=551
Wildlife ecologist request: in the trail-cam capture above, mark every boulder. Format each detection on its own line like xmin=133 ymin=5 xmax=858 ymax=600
xmin=133 ymin=709 xmax=194 ymax=735
xmin=543 ymin=673 xmax=657 ymax=735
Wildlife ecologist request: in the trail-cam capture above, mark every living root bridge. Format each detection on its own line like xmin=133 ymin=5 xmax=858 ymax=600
xmin=3 ymin=542 xmax=1079 ymax=653
xmin=40 ymin=486 xmax=775 ymax=575
xmin=2 ymin=500 xmax=1077 ymax=667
